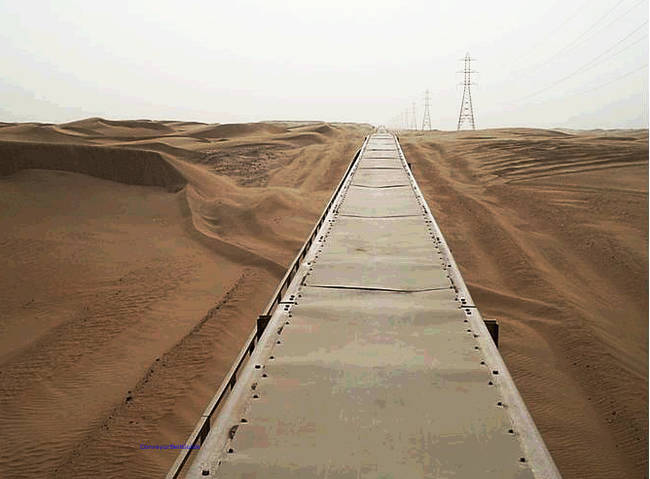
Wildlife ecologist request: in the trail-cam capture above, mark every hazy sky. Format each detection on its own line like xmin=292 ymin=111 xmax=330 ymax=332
xmin=1 ymin=0 xmax=648 ymax=129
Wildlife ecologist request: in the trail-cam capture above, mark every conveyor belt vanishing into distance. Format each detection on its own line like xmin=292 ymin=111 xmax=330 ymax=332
xmin=171 ymin=130 xmax=562 ymax=478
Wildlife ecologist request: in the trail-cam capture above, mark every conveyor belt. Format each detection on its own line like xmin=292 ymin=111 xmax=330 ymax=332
xmin=182 ymin=131 xmax=561 ymax=478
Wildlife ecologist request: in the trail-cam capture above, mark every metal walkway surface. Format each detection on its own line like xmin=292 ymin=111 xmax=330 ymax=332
xmin=181 ymin=132 xmax=561 ymax=478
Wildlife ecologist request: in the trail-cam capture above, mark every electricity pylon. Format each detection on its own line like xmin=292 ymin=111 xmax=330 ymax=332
xmin=457 ymin=52 xmax=477 ymax=130
xmin=422 ymin=89 xmax=432 ymax=131
xmin=411 ymin=102 xmax=418 ymax=131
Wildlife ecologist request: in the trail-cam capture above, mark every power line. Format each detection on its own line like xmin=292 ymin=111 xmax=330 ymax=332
xmin=559 ymin=0 xmax=648 ymax=59
xmin=546 ymin=0 xmax=593 ymax=38
xmin=520 ymin=20 xmax=648 ymax=101
xmin=515 ymin=0 xmax=591 ymax=63
xmin=576 ymin=32 xmax=648 ymax=75
xmin=522 ymin=0 xmax=631 ymax=73
xmin=552 ymin=0 xmax=626 ymax=58
xmin=572 ymin=63 xmax=648 ymax=96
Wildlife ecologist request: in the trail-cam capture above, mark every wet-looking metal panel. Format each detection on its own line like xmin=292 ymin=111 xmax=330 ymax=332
xmin=180 ymin=132 xmax=562 ymax=479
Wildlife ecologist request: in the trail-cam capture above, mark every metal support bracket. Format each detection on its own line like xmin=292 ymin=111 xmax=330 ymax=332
xmin=256 ymin=315 xmax=272 ymax=339
xmin=484 ymin=318 xmax=499 ymax=347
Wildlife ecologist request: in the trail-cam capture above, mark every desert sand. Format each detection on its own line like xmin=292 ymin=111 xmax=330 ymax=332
xmin=401 ymin=128 xmax=648 ymax=479
xmin=0 ymin=121 xmax=646 ymax=478
xmin=0 ymin=119 xmax=370 ymax=478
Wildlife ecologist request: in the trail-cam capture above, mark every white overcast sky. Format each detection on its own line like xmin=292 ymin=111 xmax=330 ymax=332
xmin=0 ymin=0 xmax=648 ymax=129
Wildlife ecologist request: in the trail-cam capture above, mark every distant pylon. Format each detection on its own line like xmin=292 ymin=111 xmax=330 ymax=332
xmin=411 ymin=102 xmax=418 ymax=131
xmin=457 ymin=52 xmax=477 ymax=130
xmin=422 ymin=90 xmax=432 ymax=131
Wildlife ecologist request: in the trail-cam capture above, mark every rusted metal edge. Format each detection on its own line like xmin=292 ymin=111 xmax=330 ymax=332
xmin=165 ymin=135 xmax=370 ymax=479
xmin=393 ymin=136 xmax=562 ymax=479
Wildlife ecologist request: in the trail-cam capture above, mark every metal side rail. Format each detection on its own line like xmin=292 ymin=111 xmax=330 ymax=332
xmin=175 ymin=131 xmax=562 ymax=478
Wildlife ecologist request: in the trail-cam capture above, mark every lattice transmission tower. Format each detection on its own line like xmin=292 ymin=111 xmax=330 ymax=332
xmin=411 ymin=102 xmax=418 ymax=130
xmin=457 ymin=52 xmax=477 ymax=130
xmin=421 ymin=89 xmax=432 ymax=131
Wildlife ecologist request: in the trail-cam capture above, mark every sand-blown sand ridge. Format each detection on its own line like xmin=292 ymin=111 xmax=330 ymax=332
xmin=0 ymin=122 xmax=646 ymax=478
xmin=401 ymin=128 xmax=648 ymax=479
xmin=0 ymin=119 xmax=370 ymax=478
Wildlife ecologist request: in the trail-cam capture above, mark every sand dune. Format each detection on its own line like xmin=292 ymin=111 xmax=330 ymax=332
xmin=0 ymin=141 xmax=186 ymax=189
xmin=0 ymin=121 xmax=646 ymax=478
xmin=189 ymin=122 xmax=288 ymax=139
xmin=61 ymin=117 xmax=178 ymax=138
xmin=400 ymin=128 xmax=648 ymax=479
xmin=0 ymin=123 xmax=99 ymax=144
xmin=0 ymin=119 xmax=370 ymax=478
